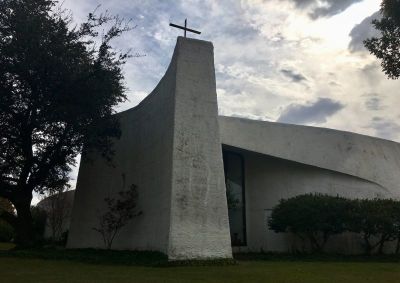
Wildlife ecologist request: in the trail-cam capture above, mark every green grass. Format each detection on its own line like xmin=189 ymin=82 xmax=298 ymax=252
xmin=2 ymin=257 xmax=400 ymax=283
xmin=1 ymin=246 xmax=400 ymax=283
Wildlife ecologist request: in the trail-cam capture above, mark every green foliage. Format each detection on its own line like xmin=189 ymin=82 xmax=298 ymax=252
xmin=381 ymin=0 xmax=400 ymax=26
xmin=0 ymin=219 xmax=14 ymax=242
xmin=348 ymin=199 xmax=400 ymax=254
xmin=364 ymin=0 xmax=400 ymax=79
xmin=93 ymin=184 xmax=142 ymax=249
xmin=0 ymin=197 xmax=15 ymax=239
xmin=0 ymin=197 xmax=14 ymax=214
xmin=268 ymin=194 xmax=350 ymax=252
xmin=0 ymin=0 xmax=132 ymax=246
xmin=269 ymin=194 xmax=400 ymax=254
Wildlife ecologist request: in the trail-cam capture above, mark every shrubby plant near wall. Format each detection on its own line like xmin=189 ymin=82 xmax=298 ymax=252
xmin=268 ymin=194 xmax=400 ymax=255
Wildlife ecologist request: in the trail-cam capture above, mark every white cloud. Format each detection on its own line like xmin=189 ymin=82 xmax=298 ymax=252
xmin=59 ymin=0 xmax=399 ymax=160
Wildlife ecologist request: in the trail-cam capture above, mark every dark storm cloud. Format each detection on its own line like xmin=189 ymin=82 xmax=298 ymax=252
xmin=277 ymin=97 xmax=344 ymax=124
xmin=280 ymin=69 xmax=307 ymax=82
xmin=349 ymin=11 xmax=381 ymax=52
xmin=288 ymin=0 xmax=363 ymax=19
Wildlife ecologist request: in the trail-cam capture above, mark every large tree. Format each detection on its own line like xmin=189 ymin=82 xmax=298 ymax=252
xmin=0 ymin=0 xmax=132 ymax=246
xmin=364 ymin=0 xmax=400 ymax=79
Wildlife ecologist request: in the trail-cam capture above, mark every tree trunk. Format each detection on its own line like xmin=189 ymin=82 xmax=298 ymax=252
xmin=14 ymin=200 xmax=34 ymax=247
xmin=377 ymin=234 xmax=388 ymax=255
xmin=363 ymin=234 xmax=373 ymax=255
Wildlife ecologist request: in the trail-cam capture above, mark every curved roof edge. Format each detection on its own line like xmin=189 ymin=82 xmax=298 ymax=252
xmin=219 ymin=116 xmax=400 ymax=197
xmin=115 ymin=37 xmax=213 ymax=118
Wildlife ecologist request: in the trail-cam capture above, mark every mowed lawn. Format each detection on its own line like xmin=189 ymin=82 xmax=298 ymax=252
xmin=2 ymin=257 xmax=400 ymax=283
xmin=1 ymin=243 xmax=400 ymax=283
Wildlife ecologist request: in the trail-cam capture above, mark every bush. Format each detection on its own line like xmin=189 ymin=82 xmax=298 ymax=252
xmin=0 ymin=219 xmax=14 ymax=242
xmin=268 ymin=194 xmax=400 ymax=254
xmin=268 ymin=194 xmax=351 ymax=252
xmin=347 ymin=199 xmax=400 ymax=255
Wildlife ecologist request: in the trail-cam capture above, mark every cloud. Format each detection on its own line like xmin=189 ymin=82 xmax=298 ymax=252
xmin=287 ymin=0 xmax=363 ymax=19
xmin=59 ymin=0 xmax=400 ymax=144
xmin=281 ymin=69 xmax=307 ymax=82
xmin=349 ymin=11 xmax=381 ymax=52
xmin=277 ymin=98 xmax=344 ymax=124
xmin=365 ymin=96 xmax=384 ymax=111
xmin=369 ymin=117 xmax=400 ymax=141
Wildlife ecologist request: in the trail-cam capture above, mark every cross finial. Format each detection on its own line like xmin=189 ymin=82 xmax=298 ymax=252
xmin=169 ymin=19 xmax=201 ymax=38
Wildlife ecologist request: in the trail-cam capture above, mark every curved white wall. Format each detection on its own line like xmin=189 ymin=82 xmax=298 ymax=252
xmin=220 ymin=117 xmax=400 ymax=253
xmin=219 ymin=116 xmax=400 ymax=197
xmin=68 ymin=37 xmax=232 ymax=260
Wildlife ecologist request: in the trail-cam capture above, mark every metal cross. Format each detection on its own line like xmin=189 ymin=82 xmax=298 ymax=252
xmin=169 ymin=19 xmax=201 ymax=38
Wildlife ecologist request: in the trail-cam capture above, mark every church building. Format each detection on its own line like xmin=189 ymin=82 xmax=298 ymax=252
xmin=66 ymin=37 xmax=400 ymax=260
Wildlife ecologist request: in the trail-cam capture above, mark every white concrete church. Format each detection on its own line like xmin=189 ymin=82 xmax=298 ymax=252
xmin=66 ymin=37 xmax=400 ymax=260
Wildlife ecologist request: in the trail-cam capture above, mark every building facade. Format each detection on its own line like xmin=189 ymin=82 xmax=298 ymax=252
xmin=66 ymin=37 xmax=400 ymax=260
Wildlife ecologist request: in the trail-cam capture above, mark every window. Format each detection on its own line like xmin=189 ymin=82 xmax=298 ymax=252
xmin=223 ymin=151 xmax=246 ymax=246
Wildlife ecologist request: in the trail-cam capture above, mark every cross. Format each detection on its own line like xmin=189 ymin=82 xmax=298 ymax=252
xmin=169 ymin=19 xmax=201 ymax=38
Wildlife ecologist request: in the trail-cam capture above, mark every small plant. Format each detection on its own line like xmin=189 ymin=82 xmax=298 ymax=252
xmin=93 ymin=184 xmax=142 ymax=249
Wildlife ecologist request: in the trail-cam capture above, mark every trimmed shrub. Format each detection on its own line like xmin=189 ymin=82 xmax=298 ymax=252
xmin=347 ymin=199 xmax=400 ymax=255
xmin=268 ymin=194 xmax=351 ymax=252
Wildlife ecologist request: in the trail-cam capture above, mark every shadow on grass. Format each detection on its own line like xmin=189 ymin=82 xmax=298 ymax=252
xmin=0 ymin=245 xmax=236 ymax=267
xmin=0 ymin=247 xmax=168 ymax=266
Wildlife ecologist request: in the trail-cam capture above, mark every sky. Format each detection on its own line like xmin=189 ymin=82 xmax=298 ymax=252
xmin=34 ymin=0 xmax=400 ymax=203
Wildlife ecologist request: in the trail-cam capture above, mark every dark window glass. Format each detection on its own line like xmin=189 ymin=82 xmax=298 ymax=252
xmin=223 ymin=151 xmax=246 ymax=246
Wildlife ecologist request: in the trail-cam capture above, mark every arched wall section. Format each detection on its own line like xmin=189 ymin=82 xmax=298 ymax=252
xmin=68 ymin=37 xmax=232 ymax=260
xmin=223 ymin=146 xmax=390 ymax=253
xmin=219 ymin=116 xmax=400 ymax=197
xmin=67 ymin=42 xmax=178 ymax=253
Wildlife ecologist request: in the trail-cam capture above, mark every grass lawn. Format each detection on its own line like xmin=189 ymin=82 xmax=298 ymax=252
xmin=1 ymin=245 xmax=400 ymax=283
xmin=2 ymin=258 xmax=400 ymax=283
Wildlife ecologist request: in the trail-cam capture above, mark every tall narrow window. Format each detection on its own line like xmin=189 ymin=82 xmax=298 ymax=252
xmin=223 ymin=151 xmax=246 ymax=246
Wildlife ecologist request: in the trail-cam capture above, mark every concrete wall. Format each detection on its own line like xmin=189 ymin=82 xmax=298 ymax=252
xmin=168 ymin=39 xmax=232 ymax=260
xmin=67 ymin=45 xmax=177 ymax=253
xmin=219 ymin=116 xmax=400 ymax=197
xmin=228 ymin=148 xmax=386 ymax=253
xmin=220 ymin=117 xmax=400 ymax=254
xmin=37 ymin=190 xmax=75 ymax=240
xmin=67 ymin=37 xmax=232 ymax=260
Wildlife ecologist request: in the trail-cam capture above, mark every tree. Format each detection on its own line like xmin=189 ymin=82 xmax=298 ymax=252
xmin=268 ymin=194 xmax=350 ymax=253
xmin=392 ymin=201 xmax=400 ymax=254
xmin=0 ymin=197 xmax=15 ymax=242
xmin=0 ymin=197 xmax=14 ymax=214
xmin=0 ymin=0 xmax=133 ymax=246
xmin=93 ymin=184 xmax=142 ymax=249
xmin=364 ymin=0 xmax=400 ymax=79
xmin=348 ymin=198 xmax=398 ymax=255
xmin=39 ymin=187 xmax=72 ymax=241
